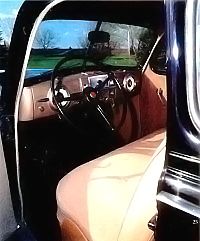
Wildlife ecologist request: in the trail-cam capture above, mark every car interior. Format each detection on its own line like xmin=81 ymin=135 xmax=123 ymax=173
xmin=10 ymin=1 xmax=167 ymax=241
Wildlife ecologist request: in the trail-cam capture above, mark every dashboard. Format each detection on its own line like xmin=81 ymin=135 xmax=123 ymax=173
xmin=19 ymin=70 xmax=140 ymax=122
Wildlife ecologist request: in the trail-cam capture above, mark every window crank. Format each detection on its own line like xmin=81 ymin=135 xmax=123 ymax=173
xmin=157 ymin=88 xmax=165 ymax=105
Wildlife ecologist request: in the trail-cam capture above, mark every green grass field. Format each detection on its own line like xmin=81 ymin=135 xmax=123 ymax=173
xmin=28 ymin=55 xmax=64 ymax=68
xmin=103 ymin=55 xmax=137 ymax=66
xmin=28 ymin=54 xmax=137 ymax=69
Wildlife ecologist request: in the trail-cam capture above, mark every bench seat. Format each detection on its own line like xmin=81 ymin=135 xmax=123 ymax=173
xmin=56 ymin=129 xmax=166 ymax=241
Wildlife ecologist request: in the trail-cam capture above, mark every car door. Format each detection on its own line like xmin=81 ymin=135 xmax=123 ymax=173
xmin=156 ymin=0 xmax=200 ymax=240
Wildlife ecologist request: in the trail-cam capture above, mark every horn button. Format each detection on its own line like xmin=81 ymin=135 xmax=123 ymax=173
xmin=83 ymin=87 xmax=98 ymax=102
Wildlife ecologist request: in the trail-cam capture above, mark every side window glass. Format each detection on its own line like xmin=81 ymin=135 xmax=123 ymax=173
xmin=149 ymin=36 xmax=166 ymax=75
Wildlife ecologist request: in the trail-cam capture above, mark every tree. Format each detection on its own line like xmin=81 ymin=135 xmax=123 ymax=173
xmin=78 ymin=36 xmax=90 ymax=49
xmin=136 ymin=29 xmax=156 ymax=64
xmin=35 ymin=29 xmax=55 ymax=49
xmin=0 ymin=26 xmax=8 ymax=69
xmin=77 ymin=22 xmax=96 ymax=49
xmin=100 ymin=23 xmax=143 ymax=52
xmin=0 ymin=30 xmax=3 ymax=42
xmin=128 ymin=26 xmax=144 ymax=55
xmin=101 ymin=22 xmax=122 ymax=50
xmin=0 ymin=18 xmax=14 ymax=44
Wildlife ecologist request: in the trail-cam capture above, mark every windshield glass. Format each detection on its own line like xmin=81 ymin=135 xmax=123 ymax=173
xmin=26 ymin=20 xmax=155 ymax=78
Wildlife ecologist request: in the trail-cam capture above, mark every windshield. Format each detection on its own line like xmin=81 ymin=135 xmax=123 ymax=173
xmin=26 ymin=20 xmax=155 ymax=78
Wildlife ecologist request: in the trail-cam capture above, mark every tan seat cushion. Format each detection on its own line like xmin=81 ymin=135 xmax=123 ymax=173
xmin=56 ymin=129 xmax=166 ymax=241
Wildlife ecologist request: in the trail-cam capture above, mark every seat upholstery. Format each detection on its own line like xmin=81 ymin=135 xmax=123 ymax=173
xmin=56 ymin=129 xmax=166 ymax=241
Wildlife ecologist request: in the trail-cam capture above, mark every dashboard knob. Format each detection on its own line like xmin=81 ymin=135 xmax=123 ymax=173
xmin=38 ymin=106 xmax=45 ymax=112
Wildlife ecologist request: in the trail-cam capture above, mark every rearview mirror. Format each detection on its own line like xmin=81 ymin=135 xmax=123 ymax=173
xmin=88 ymin=31 xmax=110 ymax=44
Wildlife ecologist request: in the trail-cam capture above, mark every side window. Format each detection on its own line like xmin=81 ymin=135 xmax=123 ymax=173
xmin=149 ymin=36 xmax=166 ymax=75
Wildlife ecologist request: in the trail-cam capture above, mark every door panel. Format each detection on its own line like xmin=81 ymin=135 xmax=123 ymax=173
xmin=140 ymin=65 xmax=166 ymax=137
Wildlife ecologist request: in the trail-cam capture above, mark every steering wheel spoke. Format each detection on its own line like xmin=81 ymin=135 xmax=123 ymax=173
xmin=95 ymin=104 xmax=115 ymax=131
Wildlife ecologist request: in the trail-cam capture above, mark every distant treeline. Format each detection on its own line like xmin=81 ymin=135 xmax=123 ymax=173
xmin=31 ymin=48 xmax=128 ymax=57
xmin=31 ymin=48 xmax=84 ymax=56
xmin=0 ymin=44 xmax=8 ymax=69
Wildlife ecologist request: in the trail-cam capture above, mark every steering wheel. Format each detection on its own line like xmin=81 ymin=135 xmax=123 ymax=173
xmin=51 ymin=55 xmax=128 ymax=135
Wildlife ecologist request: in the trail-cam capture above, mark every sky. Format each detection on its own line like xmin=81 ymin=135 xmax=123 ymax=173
xmin=0 ymin=0 xmax=95 ymax=48
xmin=0 ymin=0 xmax=23 ymax=18
xmin=0 ymin=0 xmax=24 ymax=43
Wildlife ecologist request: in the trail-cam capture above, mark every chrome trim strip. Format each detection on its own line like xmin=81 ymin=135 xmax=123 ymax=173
xmin=157 ymin=191 xmax=200 ymax=218
xmin=169 ymin=151 xmax=200 ymax=164
xmin=165 ymin=173 xmax=200 ymax=199
xmin=142 ymin=33 xmax=164 ymax=74
xmin=166 ymin=166 xmax=200 ymax=183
